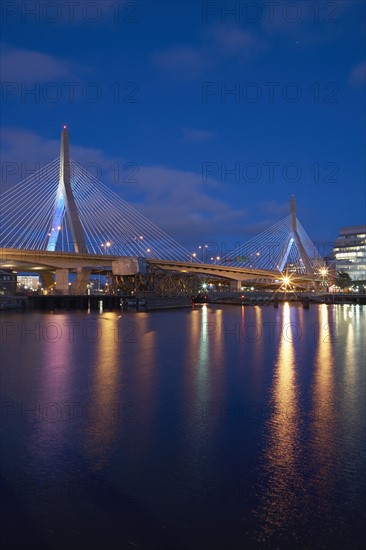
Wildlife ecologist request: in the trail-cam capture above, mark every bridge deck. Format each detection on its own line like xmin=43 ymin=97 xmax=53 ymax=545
xmin=0 ymin=248 xmax=314 ymax=284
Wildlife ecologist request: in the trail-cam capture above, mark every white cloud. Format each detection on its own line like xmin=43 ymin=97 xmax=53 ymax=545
xmin=349 ymin=61 xmax=366 ymax=86
xmin=152 ymin=26 xmax=266 ymax=78
xmin=182 ymin=128 xmax=217 ymax=143
xmin=0 ymin=44 xmax=89 ymax=81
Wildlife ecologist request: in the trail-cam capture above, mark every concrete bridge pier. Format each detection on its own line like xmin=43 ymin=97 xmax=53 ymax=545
xmin=40 ymin=272 xmax=54 ymax=290
xmin=55 ymin=268 xmax=69 ymax=294
xmin=70 ymin=267 xmax=91 ymax=295
xmin=230 ymin=280 xmax=242 ymax=291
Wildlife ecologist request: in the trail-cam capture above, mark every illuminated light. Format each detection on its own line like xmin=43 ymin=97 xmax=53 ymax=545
xmin=139 ymin=235 xmax=143 ymax=240
xmin=283 ymin=276 xmax=290 ymax=285
xmin=147 ymin=248 xmax=151 ymax=252
xmin=63 ymin=125 xmax=67 ymax=129
xmin=202 ymin=283 xmax=208 ymax=290
xmin=106 ymin=241 xmax=111 ymax=247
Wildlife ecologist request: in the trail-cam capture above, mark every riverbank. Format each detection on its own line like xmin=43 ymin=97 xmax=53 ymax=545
xmin=1 ymin=292 xmax=365 ymax=312
xmin=0 ymin=294 xmax=193 ymax=312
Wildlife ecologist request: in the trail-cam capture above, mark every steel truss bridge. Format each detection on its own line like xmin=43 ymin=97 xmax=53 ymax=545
xmin=0 ymin=127 xmax=326 ymax=294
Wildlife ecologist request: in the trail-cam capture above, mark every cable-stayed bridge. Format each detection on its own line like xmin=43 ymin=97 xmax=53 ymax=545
xmin=0 ymin=127 xmax=325 ymax=294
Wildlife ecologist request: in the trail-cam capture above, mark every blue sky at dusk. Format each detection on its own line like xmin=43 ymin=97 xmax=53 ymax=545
xmin=1 ymin=0 xmax=365 ymax=255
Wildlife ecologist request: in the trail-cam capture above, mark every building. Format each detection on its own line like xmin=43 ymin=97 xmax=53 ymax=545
xmin=0 ymin=270 xmax=17 ymax=295
xmin=333 ymin=225 xmax=366 ymax=281
xmin=17 ymin=275 xmax=40 ymax=291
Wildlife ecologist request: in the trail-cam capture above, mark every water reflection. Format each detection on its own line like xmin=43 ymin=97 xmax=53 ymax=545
xmin=197 ymin=305 xmax=209 ymax=398
xmin=1 ymin=305 xmax=365 ymax=549
xmin=28 ymin=315 xmax=73 ymax=460
xmin=309 ymin=304 xmax=336 ymax=517
xmin=191 ymin=305 xmax=224 ymax=400
xmin=334 ymin=305 xmax=365 ymax=512
xmin=128 ymin=313 xmax=157 ymax=456
xmin=83 ymin=314 xmax=120 ymax=463
xmin=251 ymin=306 xmax=264 ymax=392
xmin=256 ymin=303 xmax=304 ymax=543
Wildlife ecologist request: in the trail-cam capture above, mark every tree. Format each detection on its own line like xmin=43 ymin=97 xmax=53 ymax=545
xmin=336 ymin=272 xmax=352 ymax=289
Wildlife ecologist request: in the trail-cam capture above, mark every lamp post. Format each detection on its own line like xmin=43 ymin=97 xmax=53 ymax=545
xmin=57 ymin=225 xmax=63 ymax=252
xmin=133 ymin=235 xmax=143 ymax=256
xmin=101 ymin=241 xmax=112 ymax=255
xmin=320 ymin=267 xmax=328 ymax=292
xmin=282 ymin=274 xmax=291 ymax=301
xmin=198 ymin=244 xmax=209 ymax=262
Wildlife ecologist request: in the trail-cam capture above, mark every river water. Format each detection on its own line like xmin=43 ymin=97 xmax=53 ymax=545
xmin=1 ymin=303 xmax=365 ymax=549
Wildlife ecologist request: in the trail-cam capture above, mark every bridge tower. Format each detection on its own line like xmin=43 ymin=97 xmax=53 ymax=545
xmin=277 ymin=195 xmax=314 ymax=274
xmin=46 ymin=126 xmax=87 ymax=254
xmin=45 ymin=126 xmax=90 ymax=294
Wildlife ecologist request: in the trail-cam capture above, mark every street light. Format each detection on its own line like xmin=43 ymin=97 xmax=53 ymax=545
xmin=191 ymin=252 xmax=197 ymax=262
xmin=320 ymin=267 xmax=328 ymax=290
xmin=57 ymin=225 xmax=63 ymax=252
xmin=133 ymin=235 xmax=144 ymax=256
xmin=101 ymin=241 xmax=112 ymax=254
xmin=281 ymin=273 xmax=292 ymax=300
xmin=198 ymin=244 xmax=209 ymax=261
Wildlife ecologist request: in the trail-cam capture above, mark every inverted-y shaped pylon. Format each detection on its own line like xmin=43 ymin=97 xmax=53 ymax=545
xmin=220 ymin=196 xmax=324 ymax=274
xmin=46 ymin=126 xmax=87 ymax=253
xmin=277 ymin=195 xmax=314 ymax=273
